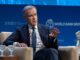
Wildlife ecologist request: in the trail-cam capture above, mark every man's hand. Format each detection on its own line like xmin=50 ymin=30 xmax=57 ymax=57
xmin=49 ymin=27 xmax=59 ymax=38
xmin=13 ymin=42 xmax=27 ymax=47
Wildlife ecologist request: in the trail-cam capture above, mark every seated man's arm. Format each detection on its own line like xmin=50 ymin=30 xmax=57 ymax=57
xmin=48 ymin=37 xmax=58 ymax=49
xmin=3 ymin=29 xmax=20 ymax=46
xmin=47 ymin=27 xmax=59 ymax=49
xmin=43 ymin=26 xmax=58 ymax=49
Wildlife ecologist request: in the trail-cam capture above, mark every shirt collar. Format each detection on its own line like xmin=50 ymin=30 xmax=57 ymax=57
xmin=28 ymin=24 xmax=37 ymax=29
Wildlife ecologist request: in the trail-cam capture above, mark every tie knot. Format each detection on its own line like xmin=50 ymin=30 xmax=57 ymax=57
xmin=32 ymin=27 xmax=35 ymax=31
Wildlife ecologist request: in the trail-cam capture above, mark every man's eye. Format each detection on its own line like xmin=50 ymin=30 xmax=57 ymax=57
xmin=28 ymin=15 xmax=32 ymax=17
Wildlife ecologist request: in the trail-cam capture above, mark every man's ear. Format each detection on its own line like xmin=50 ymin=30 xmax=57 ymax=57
xmin=23 ymin=14 xmax=28 ymax=21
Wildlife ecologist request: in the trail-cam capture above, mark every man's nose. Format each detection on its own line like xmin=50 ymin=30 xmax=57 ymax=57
xmin=33 ymin=16 xmax=36 ymax=20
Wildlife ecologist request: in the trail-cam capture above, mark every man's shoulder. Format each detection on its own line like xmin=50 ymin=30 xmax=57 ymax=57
xmin=38 ymin=24 xmax=49 ymax=30
xmin=17 ymin=24 xmax=28 ymax=31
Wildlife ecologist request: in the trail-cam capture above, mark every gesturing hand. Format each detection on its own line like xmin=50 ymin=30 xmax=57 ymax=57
xmin=49 ymin=27 xmax=60 ymax=38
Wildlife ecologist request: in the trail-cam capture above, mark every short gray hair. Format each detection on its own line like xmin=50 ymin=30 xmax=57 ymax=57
xmin=76 ymin=31 xmax=80 ymax=35
xmin=23 ymin=5 xmax=36 ymax=12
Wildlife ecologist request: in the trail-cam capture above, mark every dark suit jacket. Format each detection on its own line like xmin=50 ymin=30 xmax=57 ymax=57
xmin=3 ymin=24 xmax=58 ymax=49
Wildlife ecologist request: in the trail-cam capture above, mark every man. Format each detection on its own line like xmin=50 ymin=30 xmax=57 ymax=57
xmin=3 ymin=5 xmax=58 ymax=60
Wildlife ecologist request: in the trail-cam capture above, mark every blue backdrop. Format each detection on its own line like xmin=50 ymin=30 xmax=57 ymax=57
xmin=0 ymin=0 xmax=80 ymax=6
xmin=0 ymin=5 xmax=80 ymax=46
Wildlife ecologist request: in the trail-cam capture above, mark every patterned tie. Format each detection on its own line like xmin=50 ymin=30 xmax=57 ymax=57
xmin=31 ymin=27 xmax=36 ymax=56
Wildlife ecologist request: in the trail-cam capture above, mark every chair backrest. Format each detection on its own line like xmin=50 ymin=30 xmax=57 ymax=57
xmin=58 ymin=46 xmax=78 ymax=60
xmin=0 ymin=32 xmax=13 ymax=43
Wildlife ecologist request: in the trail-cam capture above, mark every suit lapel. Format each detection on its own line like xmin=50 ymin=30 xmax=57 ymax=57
xmin=38 ymin=24 xmax=48 ymax=46
xmin=23 ymin=25 xmax=30 ymax=47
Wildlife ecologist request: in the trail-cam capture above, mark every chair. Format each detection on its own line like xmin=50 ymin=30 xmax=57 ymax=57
xmin=0 ymin=32 xmax=13 ymax=44
xmin=58 ymin=46 xmax=78 ymax=60
xmin=0 ymin=32 xmax=33 ymax=60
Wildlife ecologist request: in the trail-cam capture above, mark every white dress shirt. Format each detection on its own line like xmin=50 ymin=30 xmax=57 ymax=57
xmin=28 ymin=24 xmax=45 ymax=52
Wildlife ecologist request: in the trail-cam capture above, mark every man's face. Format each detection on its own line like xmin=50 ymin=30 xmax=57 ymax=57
xmin=24 ymin=8 xmax=38 ymax=26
